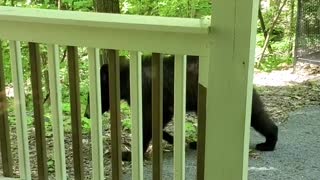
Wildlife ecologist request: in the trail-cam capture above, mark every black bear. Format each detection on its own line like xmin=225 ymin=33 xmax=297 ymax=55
xmin=84 ymin=55 xmax=278 ymax=161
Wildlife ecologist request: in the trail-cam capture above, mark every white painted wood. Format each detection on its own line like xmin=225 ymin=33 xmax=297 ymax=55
xmin=129 ymin=51 xmax=143 ymax=180
xmin=88 ymin=48 xmax=104 ymax=180
xmin=47 ymin=44 xmax=67 ymax=180
xmin=204 ymin=0 xmax=259 ymax=179
xmin=173 ymin=55 xmax=187 ymax=180
xmin=0 ymin=7 xmax=209 ymax=56
xmin=0 ymin=6 xmax=210 ymax=34
xmin=9 ymin=41 xmax=31 ymax=180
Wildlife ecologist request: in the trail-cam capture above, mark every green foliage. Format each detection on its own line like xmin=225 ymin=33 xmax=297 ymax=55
xmin=1 ymin=41 xmax=12 ymax=83
xmin=255 ymin=0 xmax=297 ymax=72
xmin=256 ymin=32 xmax=294 ymax=72
xmin=122 ymin=118 xmax=132 ymax=131
xmin=120 ymin=101 xmax=131 ymax=115
xmin=119 ymin=101 xmax=132 ymax=132
xmin=47 ymin=158 xmax=55 ymax=173
xmin=62 ymin=103 xmax=71 ymax=115
xmin=258 ymin=55 xmax=293 ymax=72
xmin=64 ymin=0 xmax=94 ymax=11
xmin=185 ymin=121 xmax=197 ymax=142
xmin=82 ymin=117 xmax=92 ymax=133
xmin=120 ymin=0 xmax=211 ymax=18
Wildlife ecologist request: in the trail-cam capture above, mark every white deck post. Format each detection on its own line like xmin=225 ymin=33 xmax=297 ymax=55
xmin=130 ymin=51 xmax=144 ymax=180
xmin=47 ymin=44 xmax=67 ymax=180
xmin=173 ymin=55 xmax=187 ymax=180
xmin=88 ymin=48 xmax=104 ymax=180
xmin=204 ymin=0 xmax=259 ymax=179
xmin=9 ymin=41 xmax=31 ymax=180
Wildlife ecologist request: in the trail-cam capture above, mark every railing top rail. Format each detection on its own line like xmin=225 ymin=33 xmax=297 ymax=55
xmin=0 ymin=6 xmax=210 ymax=55
xmin=0 ymin=6 xmax=210 ymax=34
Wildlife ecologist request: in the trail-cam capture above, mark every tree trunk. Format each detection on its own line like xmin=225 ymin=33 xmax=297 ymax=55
xmin=41 ymin=52 xmax=50 ymax=105
xmin=258 ymin=0 xmax=289 ymax=67
xmin=95 ymin=0 xmax=120 ymax=13
xmin=258 ymin=1 xmax=273 ymax=53
xmin=94 ymin=0 xmax=120 ymax=65
xmin=288 ymin=0 xmax=296 ymax=57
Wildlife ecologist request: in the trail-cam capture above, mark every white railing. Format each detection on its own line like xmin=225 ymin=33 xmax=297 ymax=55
xmin=0 ymin=6 xmax=210 ymax=180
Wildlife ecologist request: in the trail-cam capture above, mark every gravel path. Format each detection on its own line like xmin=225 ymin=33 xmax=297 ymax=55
xmin=249 ymin=106 xmax=320 ymax=180
xmin=123 ymin=106 xmax=320 ymax=180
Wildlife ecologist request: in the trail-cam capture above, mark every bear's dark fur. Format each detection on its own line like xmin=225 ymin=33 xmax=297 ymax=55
xmin=84 ymin=55 xmax=278 ymax=161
